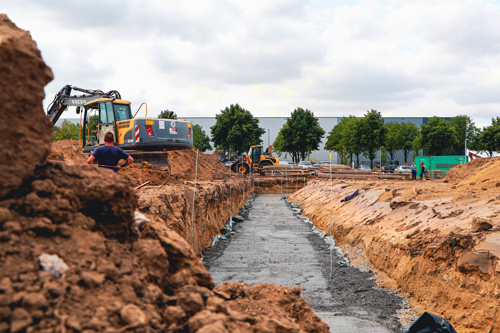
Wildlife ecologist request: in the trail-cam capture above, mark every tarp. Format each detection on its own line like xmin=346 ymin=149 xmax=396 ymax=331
xmin=340 ymin=189 xmax=359 ymax=202
xmin=405 ymin=312 xmax=457 ymax=333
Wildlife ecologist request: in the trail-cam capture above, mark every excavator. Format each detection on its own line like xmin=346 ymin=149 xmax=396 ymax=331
xmin=46 ymin=85 xmax=193 ymax=168
xmin=230 ymin=144 xmax=279 ymax=174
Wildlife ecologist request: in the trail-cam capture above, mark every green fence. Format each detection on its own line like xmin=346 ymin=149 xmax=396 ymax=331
xmin=414 ymin=156 xmax=467 ymax=177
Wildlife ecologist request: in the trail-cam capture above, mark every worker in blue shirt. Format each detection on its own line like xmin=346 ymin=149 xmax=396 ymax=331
xmin=87 ymin=131 xmax=133 ymax=172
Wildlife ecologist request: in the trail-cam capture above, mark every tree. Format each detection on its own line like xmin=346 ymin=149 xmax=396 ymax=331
xmin=325 ymin=116 xmax=362 ymax=165
xmin=384 ymin=122 xmax=402 ymax=161
xmin=278 ymin=108 xmax=325 ymax=163
xmin=272 ymin=126 xmax=289 ymax=159
xmin=359 ymin=110 xmax=386 ymax=168
xmin=192 ymin=124 xmax=212 ymax=152
xmin=380 ymin=147 xmax=388 ymax=166
xmin=478 ymin=117 xmax=500 ymax=157
xmin=53 ymin=120 xmax=80 ymax=141
xmin=210 ymin=104 xmax=265 ymax=153
xmin=158 ymin=110 xmax=178 ymax=119
xmin=400 ymin=121 xmax=419 ymax=164
xmin=420 ymin=117 xmax=458 ymax=156
xmin=449 ymin=115 xmax=480 ymax=154
xmin=412 ymin=136 xmax=422 ymax=160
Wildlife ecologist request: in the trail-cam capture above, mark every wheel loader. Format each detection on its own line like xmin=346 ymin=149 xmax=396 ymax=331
xmin=230 ymin=145 xmax=279 ymax=174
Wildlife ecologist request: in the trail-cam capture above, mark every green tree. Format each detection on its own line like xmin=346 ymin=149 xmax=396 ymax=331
xmin=478 ymin=117 xmax=500 ymax=157
xmin=325 ymin=116 xmax=362 ymax=165
xmin=400 ymin=121 xmax=419 ymax=164
xmin=192 ymin=124 xmax=212 ymax=152
xmin=359 ymin=110 xmax=386 ymax=168
xmin=380 ymin=147 xmax=388 ymax=166
xmin=384 ymin=122 xmax=402 ymax=161
xmin=278 ymin=108 xmax=325 ymax=163
xmin=412 ymin=136 xmax=422 ymax=160
xmin=53 ymin=120 xmax=80 ymax=141
xmin=272 ymin=126 xmax=289 ymax=159
xmin=158 ymin=110 xmax=178 ymax=119
xmin=420 ymin=116 xmax=458 ymax=156
xmin=210 ymin=104 xmax=265 ymax=153
xmin=449 ymin=115 xmax=481 ymax=154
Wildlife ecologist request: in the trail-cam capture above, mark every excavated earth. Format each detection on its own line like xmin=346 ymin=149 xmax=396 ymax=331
xmin=288 ymin=158 xmax=500 ymax=333
xmin=0 ymin=15 xmax=329 ymax=333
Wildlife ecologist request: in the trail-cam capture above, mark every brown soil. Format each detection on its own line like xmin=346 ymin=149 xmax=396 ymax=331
xmin=48 ymin=141 xmax=232 ymax=186
xmin=288 ymin=160 xmax=500 ymax=333
xmin=0 ymin=15 xmax=328 ymax=333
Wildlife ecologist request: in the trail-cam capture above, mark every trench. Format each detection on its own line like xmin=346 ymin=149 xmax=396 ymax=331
xmin=203 ymin=193 xmax=404 ymax=332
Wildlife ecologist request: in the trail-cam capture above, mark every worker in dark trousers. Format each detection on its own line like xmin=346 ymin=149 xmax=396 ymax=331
xmin=419 ymin=162 xmax=426 ymax=180
xmin=87 ymin=131 xmax=133 ymax=172
xmin=411 ymin=162 xmax=417 ymax=180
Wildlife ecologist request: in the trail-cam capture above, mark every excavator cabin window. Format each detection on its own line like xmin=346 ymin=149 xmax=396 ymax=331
xmin=114 ymin=103 xmax=132 ymax=121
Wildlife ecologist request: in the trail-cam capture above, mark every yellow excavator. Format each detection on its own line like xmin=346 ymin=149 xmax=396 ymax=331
xmin=230 ymin=145 xmax=279 ymax=174
xmin=47 ymin=85 xmax=193 ymax=167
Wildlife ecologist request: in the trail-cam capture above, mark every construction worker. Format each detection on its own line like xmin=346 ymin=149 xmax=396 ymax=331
xmin=419 ymin=162 xmax=426 ymax=180
xmin=411 ymin=162 xmax=417 ymax=180
xmin=87 ymin=131 xmax=133 ymax=172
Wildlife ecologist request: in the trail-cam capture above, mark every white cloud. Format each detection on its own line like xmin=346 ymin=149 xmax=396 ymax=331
xmin=1 ymin=0 xmax=500 ymax=123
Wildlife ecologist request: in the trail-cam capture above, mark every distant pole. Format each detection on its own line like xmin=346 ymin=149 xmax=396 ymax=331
xmin=465 ymin=130 xmax=468 ymax=162
xmin=268 ymin=129 xmax=270 ymax=148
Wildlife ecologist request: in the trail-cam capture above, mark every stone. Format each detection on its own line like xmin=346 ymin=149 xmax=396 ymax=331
xmin=187 ymin=310 xmax=226 ymax=332
xmin=471 ymin=217 xmax=493 ymax=232
xmin=80 ymin=271 xmax=105 ymax=288
xmin=163 ymin=305 xmax=186 ymax=324
xmin=3 ymin=221 xmax=22 ymax=234
xmin=198 ymin=320 xmax=229 ymax=333
xmin=44 ymin=281 xmax=65 ymax=298
xmin=120 ymin=304 xmax=147 ymax=325
xmin=0 ymin=208 xmax=12 ymax=223
xmin=0 ymin=306 xmax=11 ymax=320
xmin=10 ymin=307 xmax=32 ymax=333
xmin=0 ymin=322 xmax=9 ymax=333
xmin=0 ymin=277 xmax=13 ymax=294
xmin=0 ymin=14 xmax=54 ymax=200
xmin=66 ymin=315 xmax=82 ymax=332
xmin=21 ymin=292 xmax=48 ymax=311
xmin=178 ymin=292 xmax=204 ymax=313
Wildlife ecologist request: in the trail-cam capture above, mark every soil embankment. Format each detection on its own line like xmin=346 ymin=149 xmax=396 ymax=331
xmin=0 ymin=14 xmax=329 ymax=332
xmin=288 ymin=164 xmax=500 ymax=333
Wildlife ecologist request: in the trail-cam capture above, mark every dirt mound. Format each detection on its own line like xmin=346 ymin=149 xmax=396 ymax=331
xmin=169 ymin=147 xmax=231 ymax=182
xmin=0 ymin=14 xmax=54 ymax=199
xmin=48 ymin=140 xmax=88 ymax=164
xmin=48 ymin=141 xmax=231 ymax=186
xmin=444 ymin=157 xmax=500 ymax=185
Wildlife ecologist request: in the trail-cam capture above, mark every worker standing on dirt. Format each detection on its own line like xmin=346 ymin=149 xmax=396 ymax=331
xmin=87 ymin=131 xmax=133 ymax=172
xmin=411 ymin=162 xmax=417 ymax=180
xmin=419 ymin=162 xmax=426 ymax=181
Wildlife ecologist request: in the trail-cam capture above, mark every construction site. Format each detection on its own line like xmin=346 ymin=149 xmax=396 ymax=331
xmin=2 ymin=14 xmax=500 ymax=333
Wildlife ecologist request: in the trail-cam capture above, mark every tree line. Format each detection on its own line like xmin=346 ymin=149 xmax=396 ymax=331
xmin=53 ymin=105 xmax=500 ymax=164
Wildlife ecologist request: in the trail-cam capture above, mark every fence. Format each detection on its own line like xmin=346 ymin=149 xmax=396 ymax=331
xmin=414 ymin=156 xmax=466 ymax=179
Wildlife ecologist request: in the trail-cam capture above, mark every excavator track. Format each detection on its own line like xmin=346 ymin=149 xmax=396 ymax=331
xmin=128 ymin=151 xmax=171 ymax=168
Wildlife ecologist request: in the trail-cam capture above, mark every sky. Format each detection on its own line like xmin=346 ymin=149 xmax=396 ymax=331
xmin=2 ymin=0 xmax=500 ymax=128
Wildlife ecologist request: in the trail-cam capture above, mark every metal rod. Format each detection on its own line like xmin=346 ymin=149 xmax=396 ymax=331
xmin=191 ymin=149 xmax=199 ymax=248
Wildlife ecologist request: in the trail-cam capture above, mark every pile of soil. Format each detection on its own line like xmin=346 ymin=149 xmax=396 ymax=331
xmin=0 ymin=15 xmax=328 ymax=333
xmin=48 ymin=141 xmax=231 ymax=186
xmin=444 ymin=157 xmax=500 ymax=186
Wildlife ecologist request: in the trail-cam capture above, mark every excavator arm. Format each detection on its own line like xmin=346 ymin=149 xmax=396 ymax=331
xmin=46 ymin=84 xmax=122 ymax=125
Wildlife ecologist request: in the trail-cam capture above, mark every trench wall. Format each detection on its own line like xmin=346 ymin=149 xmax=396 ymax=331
xmin=137 ymin=179 xmax=252 ymax=255
xmin=288 ymin=181 xmax=500 ymax=333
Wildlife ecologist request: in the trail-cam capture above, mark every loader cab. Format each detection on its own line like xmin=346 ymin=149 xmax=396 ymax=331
xmin=82 ymin=98 xmax=133 ymax=148
xmin=248 ymin=145 xmax=263 ymax=164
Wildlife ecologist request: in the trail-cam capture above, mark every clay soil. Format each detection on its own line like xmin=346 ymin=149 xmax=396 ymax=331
xmin=288 ymin=160 xmax=500 ymax=333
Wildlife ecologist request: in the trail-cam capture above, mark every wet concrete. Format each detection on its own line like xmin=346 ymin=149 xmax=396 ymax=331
xmin=204 ymin=193 xmax=403 ymax=332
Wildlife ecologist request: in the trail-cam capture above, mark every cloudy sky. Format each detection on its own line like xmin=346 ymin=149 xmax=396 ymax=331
xmin=3 ymin=0 xmax=500 ymax=127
